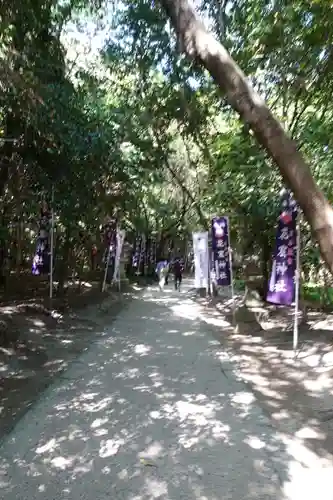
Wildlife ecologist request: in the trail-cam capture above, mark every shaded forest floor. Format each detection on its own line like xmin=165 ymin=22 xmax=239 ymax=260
xmin=0 ymin=275 xmax=137 ymax=440
xmin=192 ymin=289 xmax=333 ymax=464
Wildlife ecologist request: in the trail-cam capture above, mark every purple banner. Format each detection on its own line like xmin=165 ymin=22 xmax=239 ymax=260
xmin=149 ymin=237 xmax=156 ymax=266
xmin=146 ymin=236 xmax=156 ymax=270
xmin=103 ymin=217 xmax=117 ymax=250
xmin=103 ymin=217 xmax=117 ymax=265
xmin=144 ymin=236 xmax=149 ymax=267
xmin=211 ymin=217 xmax=231 ymax=286
xmin=32 ymin=203 xmax=51 ymax=276
xmin=266 ymin=191 xmax=298 ymax=306
xmin=139 ymin=234 xmax=146 ymax=268
xmin=132 ymin=235 xmax=142 ymax=268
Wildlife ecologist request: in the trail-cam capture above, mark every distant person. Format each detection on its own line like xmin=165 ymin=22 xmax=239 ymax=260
xmin=173 ymin=257 xmax=184 ymax=291
xmin=155 ymin=259 xmax=169 ymax=291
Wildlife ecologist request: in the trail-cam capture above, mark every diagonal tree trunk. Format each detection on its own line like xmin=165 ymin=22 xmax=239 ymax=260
xmin=159 ymin=0 xmax=333 ymax=274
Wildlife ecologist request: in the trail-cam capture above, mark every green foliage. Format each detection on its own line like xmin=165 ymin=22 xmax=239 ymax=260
xmin=1 ymin=0 xmax=333 ymax=293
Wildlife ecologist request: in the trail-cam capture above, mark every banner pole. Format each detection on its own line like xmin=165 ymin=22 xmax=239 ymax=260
xmin=118 ymin=230 xmax=121 ymax=292
xmin=49 ymin=185 xmax=55 ymax=300
xmin=226 ymin=217 xmax=236 ymax=323
xmin=144 ymin=235 xmax=148 ymax=276
xmin=209 ymin=251 xmax=213 ymax=296
xmin=154 ymin=238 xmax=157 ymax=268
xmin=205 ymin=234 xmax=209 ymax=295
xmin=118 ymin=237 xmax=121 ymax=290
xmin=136 ymin=235 xmax=142 ymax=275
xmin=102 ymin=245 xmax=111 ymax=292
xmin=293 ymin=215 xmax=301 ymax=357
xmin=113 ymin=227 xmax=118 ymax=286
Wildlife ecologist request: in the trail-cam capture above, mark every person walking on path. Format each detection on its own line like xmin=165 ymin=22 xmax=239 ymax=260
xmin=155 ymin=258 xmax=169 ymax=291
xmin=173 ymin=256 xmax=184 ymax=291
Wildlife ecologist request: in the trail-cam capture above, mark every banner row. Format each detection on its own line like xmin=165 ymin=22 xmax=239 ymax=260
xmin=192 ymin=191 xmax=299 ymax=306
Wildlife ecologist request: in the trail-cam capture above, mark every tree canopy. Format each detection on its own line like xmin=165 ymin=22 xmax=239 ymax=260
xmin=1 ymin=0 xmax=333 ymax=299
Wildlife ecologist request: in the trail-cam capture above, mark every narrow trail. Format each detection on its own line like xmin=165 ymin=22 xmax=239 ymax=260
xmin=0 ymin=280 xmax=331 ymax=499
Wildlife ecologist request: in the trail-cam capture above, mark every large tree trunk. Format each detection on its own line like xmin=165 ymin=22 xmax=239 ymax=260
xmin=159 ymin=0 xmax=333 ymax=273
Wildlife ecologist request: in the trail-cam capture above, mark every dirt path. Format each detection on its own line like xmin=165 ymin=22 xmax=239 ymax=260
xmin=0 ymin=285 xmax=135 ymax=440
xmin=192 ymin=289 xmax=333 ymax=462
xmin=0 ymin=281 xmax=293 ymax=500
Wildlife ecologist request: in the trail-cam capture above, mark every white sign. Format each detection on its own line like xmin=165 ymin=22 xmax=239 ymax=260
xmin=193 ymin=231 xmax=209 ymax=290
xmin=113 ymin=229 xmax=126 ymax=282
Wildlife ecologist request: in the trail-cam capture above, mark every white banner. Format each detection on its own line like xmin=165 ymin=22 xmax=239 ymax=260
xmin=113 ymin=229 xmax=126 ymax=282
xmin=192 ymin=231 xmax=209 ymax=290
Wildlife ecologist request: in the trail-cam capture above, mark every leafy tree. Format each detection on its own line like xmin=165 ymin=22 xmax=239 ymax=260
xmin=157 ymin=0 xmax=333 ymax=274
xmin=1 ymin=0 xmax=333 ymax=303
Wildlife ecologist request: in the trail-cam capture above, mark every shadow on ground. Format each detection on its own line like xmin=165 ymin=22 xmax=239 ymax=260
xmin=0 ymin=285 xmax=324 ymax=499
xmin=0 ymin=283 xmax=135 ymax=438
xmin=191 ymin=289 xmax=333 ymax=463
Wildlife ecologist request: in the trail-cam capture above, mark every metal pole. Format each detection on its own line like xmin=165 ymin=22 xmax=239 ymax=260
xmin=293 ymin=215 xmax=301 ymax=356
xmin=205 ymin=234 xmax=209 ymax=295
xmin=142 ymin=235 xmax=145 ymax=276
xmin=118 ymin=236 xmax=121 ymax=291
xmin=209 ymin=251 xmax=213 ymax=296
xmin=137 ymin=235 xmax=144 ymax=275
xmin=118 ymin=258 xmax=121 ymax=291
xmin=49 ymin=185 xmax=55 ymax=300
xmin=113 ymin=228 xmax=122 ymax=292
xmin=144 ymin=235 xmax=148 ymax=276
xmin=227 ymin=217 xmax=236 ymax=323
xmin=102 ymin=245 xmax=111 ymax=292
xmin=154 ymin=238 xmax=157 ymax=269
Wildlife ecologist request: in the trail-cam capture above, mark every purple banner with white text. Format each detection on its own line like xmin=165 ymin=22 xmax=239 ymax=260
xmin=103 ymin=217 xmax=117 ymax=264
xmin=211 ymin=216 xmax=231 ymax=286
xmin=149 ymin=236 xmax=156 ymax=267
xmin=32 ymin=204 xmax=51 ymax=276
xmin=132 ymin=235 xmax=142 ymax=268
xmin=139 ymin=234 xmax=146 ymax=268
xmin=266 ymin=191 xmax=298 ymax=306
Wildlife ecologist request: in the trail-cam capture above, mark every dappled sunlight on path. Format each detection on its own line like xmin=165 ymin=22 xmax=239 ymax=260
xmin=190 ymin=285 xmax=333 ymax=469
xmin=0 ymin=280 xmax=330 ymax=499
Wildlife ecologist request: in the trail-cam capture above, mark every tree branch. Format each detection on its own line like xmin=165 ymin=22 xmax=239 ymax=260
xmin=153 ymin=128 xmax=208 ymax=228
xmin=159 ymin=0 xmax=333 ymax=275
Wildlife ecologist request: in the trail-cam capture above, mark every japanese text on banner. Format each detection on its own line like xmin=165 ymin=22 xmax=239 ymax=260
xmin=132 ymin=235 xmax=142 ymax=268
xmin=32 ymin=204 xmax=51 ymax=276
xmin=211 ymin=217 xmax=231 ymax=287
xmin=266 ymin=192 xmax=298 ymax=306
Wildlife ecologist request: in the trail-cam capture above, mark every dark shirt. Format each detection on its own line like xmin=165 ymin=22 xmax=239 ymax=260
xmin=173 ymin=259 xmax=183 ymax=276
